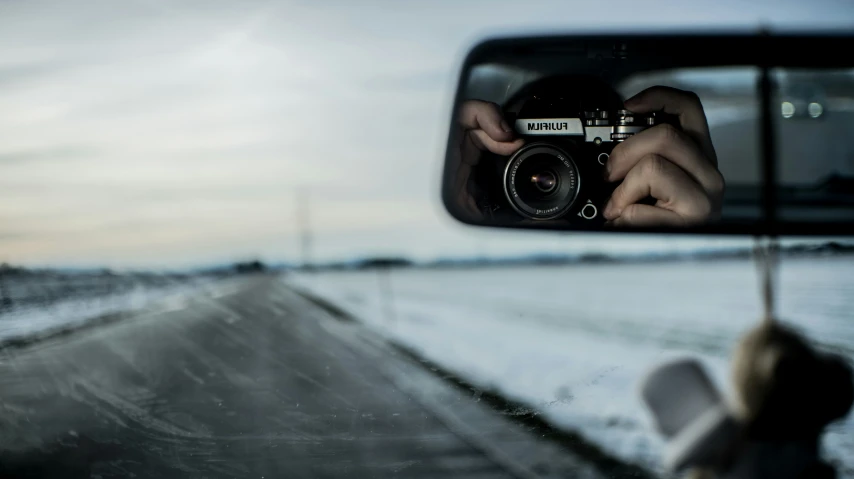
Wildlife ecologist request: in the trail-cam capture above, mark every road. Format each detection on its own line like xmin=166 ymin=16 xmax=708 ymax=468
xmin=0 ymin=275 xmax=608 ymax=479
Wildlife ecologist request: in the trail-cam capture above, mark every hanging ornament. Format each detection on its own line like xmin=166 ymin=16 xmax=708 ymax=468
xmin=640 ymin=236 xmax=854 ymax=479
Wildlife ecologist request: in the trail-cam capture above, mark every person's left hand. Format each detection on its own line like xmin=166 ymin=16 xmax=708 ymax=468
xmin=603 ymin=86 xmax=725 ymax=227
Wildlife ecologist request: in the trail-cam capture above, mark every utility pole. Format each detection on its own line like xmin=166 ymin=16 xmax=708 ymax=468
xmin=296 ymin=189 xmax=313 ymax=271
xmin=377 ymin=264 xmax=396 ymax=324
xmin=0 ymin=263 xmax=10 ymax=310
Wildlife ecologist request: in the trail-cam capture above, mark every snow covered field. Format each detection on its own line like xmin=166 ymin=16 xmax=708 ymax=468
xmin=286 ymin=256 xmax=854 ymax=476
xmin=0 ymin=273 xmax=239 ymax=344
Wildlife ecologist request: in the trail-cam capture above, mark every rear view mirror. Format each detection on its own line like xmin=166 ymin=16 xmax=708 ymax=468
xmin=441 ymin=32 xmax=854 ymax=235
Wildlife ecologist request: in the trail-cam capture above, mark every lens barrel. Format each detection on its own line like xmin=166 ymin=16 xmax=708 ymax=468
xmin=503 ymin=143 xmax=580 ymax=220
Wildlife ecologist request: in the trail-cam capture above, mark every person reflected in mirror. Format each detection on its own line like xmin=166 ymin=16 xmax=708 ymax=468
xmin=453 ymin=86 xmax=725 ymax=227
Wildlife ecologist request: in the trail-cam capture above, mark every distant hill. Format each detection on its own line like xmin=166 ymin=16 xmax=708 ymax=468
xmin=356 ymin=257 xmax=413 ymax=269
xmin=233 ymin=260 xmax=267 ymax=274
xmin=4 ymin=241 xmax=851 ymax=279
xmin=415 ymin=241 xmax=854 ymax=270
xmin=783 ymin=241 xmax=854 ymax=255
xmin=0 ymin=259 xmax=285 ymax=280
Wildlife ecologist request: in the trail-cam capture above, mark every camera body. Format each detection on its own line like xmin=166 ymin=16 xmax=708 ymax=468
xmin=502 ymin=104 xmax=675 ymax=224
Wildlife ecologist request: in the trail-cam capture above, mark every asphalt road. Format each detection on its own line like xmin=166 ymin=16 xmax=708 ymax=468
xmin=0 ymin=275 xmax=607 ymax=479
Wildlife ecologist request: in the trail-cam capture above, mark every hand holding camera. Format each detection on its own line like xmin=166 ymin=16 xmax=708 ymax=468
xmin=604 ymin=86 xmax=725 ymax=227
xmin=453 ymin=83 xmax=725 ymax=228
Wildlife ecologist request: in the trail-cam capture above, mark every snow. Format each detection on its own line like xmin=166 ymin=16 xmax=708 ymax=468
xmin=285 ymin=256 xmax=854 ymax=476
xmin=0 ymin=276 xmax=237 ymax=343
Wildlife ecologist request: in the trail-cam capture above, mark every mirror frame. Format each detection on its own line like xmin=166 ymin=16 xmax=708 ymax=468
xmin=441 ymin=30 xmax=854 ymax=236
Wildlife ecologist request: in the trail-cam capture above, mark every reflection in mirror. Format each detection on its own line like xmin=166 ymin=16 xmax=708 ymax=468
xmin=447 ymin=60 xmax=759 ymax=231
xmin=773 ymin=68 xmax=854 ymax=222
xmin=621 ymin=68 xmax=760 ymax=224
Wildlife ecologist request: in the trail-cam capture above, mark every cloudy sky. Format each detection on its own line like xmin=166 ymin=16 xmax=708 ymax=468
xmin=1 ymin=0 xmax=853 ymax=269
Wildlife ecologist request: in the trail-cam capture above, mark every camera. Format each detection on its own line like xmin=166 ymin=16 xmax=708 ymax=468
xmin=501 ymin=99 xmax=675 ymax=224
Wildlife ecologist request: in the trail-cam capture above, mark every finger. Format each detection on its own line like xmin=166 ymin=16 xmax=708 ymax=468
xmin=603 ymin=154 xmax=712 ymax=222
xmin=470 ymin=129 xmax=525 ymax=156
xmin=624 ymin=86 xmax=717 ymax=165
xmin=458 ymin=100 xmax=515 ymax=142
xmin=607 ymin=123 xmax=724 ymax=196
xmin=612 ymin=204 xmax=686 ymax=228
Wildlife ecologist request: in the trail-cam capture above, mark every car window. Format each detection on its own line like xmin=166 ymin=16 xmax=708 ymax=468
xmin=771 ymin=69 xmax=854 ymax=183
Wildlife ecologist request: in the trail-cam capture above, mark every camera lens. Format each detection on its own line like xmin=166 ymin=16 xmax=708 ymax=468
xmin=503 ymin=143 xmax=580 ymax=220
xmin=531 ymin=171 xmax=558 ymax=193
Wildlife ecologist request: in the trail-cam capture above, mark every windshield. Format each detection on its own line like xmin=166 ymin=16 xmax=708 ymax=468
xmin=1 ymin=2 xmax=854 ymax=478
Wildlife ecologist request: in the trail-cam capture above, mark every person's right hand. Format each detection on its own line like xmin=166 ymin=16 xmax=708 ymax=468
xmin=449 ymin=100 xmax=524 ymax=221
xmin=603 ymin=86 xmax=724 ymax=227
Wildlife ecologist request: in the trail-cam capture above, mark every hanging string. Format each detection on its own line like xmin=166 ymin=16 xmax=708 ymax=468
xmin=752 ymin=236 xmax=779 ymax=323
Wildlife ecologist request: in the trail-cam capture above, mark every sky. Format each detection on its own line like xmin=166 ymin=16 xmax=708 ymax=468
xmin=1 ymin=0 xmax=853 ymax=269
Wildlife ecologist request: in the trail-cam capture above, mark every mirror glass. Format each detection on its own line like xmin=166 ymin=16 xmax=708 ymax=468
xmin=442 ymin=39 xmax=854 ymax=233
xmin=774 ymin=68 xmax=854 ymax=222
